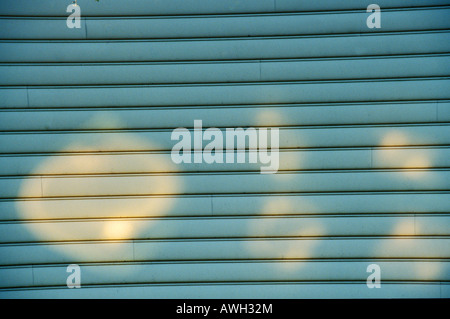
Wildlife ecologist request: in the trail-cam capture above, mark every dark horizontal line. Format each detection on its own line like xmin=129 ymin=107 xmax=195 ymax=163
xmin=1 ymin=166 xmax=449 ymax=177
xmin=5 ymin=28 xmax=450 ymax=41
xmin=2 ymin=53 xmax=450 ymax=66
xmin=2 ymin=212 xmax=449 ymax=224
xmin=0 ymin=4 xmax=448 ymax=18
xmin=2 ymin=279 xmax=449 ymax=291
xmin=4 ymin=190 xmax=450 ymax=201
xmin=2 ymin=257 xmax=450 ymax=269
xmin=2 ymin=75 xmax=450 ymax=89
xmin=2 ymin=100 xmax=449 ymax=113
xmin=1 ymin=163 xmax=449 ymax=175
xmin=1 ymin=29 xmax=449 ymax=43
xmin=0 ymin=52 xmax=449 ymax=67
xmin=1 ymin=5 xmax=448 ymax=19
xmin=0 ymin=6 xmax=446 ymax=20
xmin=2 ymin=213 xmax=450 ymax=224
xmin=3 ymin=257 xmax=449 ymax=268
xmin=1 ymin=121 xmax=448 ymax=135
xmin=4 ymin=167 xmax=450 ymax=178
xmin=4 ymin=234 xmax=450 ymax=246
xmin=2 ymin=124 xmax=449 ymax=135
xmin=3 ymin=145 xmax=449 ymax=156
xmin=1 ymin=98 xmax=448 ymax=112
xmin=1 ymin=235 xmax=449 ymax=246
xmin=0 ymin=145 xmax=449 ymax=157
xmin=3 ymin=75 xmax=450 ymax=88
xmin=1 ymin=190 xmax=449 ymax=203
xmin=2 ymin=54 xmax=450 ymax=65
xmin=1 ymin=212 xmax=447 ymax=222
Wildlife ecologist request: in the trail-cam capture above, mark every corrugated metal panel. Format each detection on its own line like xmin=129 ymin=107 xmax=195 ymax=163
xmin=0 ymin=0 xmax=449 ymax=298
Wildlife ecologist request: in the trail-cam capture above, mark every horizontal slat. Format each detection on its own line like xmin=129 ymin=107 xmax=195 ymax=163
xmin=0 ymin=102 xmax=447 ymax=131
xmin=1 ymin=32 xmax=449 ymax=63
xmin=1 ymin=0 xmax=448 ymax=16
xmin=1 ymin=170 xmax=449 ymax=198
xmin=1 ymin=260 xmax=448 ymax=288
xmin=0 ymin=149 xmax=372 ymax=175
xmin=1 ymin=78 xmax=449 ymax=109
xmin=0 ymin=282 xmax=446 ymax=299
xmin=1 ymin=192 xmax=448 ymax=221
xmin=373 ymin=147 xmax=450 ymax=169
xmin=1 ymin=55 xmax=449 ymax=86
xmin=0 ymin=238 xmax=449 ymax=265
xmin=0 ymin=61 xmax=262 ymax=86
xmin=0 ymin=215 xmax=449 ymax=243
xmin=0 ymin=147 xmax=449 ymax=176
xmin=0 ymin=124 xmax=448 ymax=153
xmin=1 ymin=8 xmax=450 ymax=40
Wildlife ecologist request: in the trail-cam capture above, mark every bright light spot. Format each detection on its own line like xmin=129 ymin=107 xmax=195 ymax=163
xmin=260 ymin=197 xmax=294 ymax=215
xmin=254 ymin=109 xmax=283 ymax=127
xmin=403 ymin=155 xmax=431 ymax=169
xmin=103 ymin=220 xmax=133 ymax=239
xmin=414 ymin=262 xmax=443 ymax=280
xmin=16 ymin=115 xmax=182 ymax=261
xmin=391 ymin=219 xmax=414 ymax=236
xmin=380 ymin=131 xmax=409 ymax=146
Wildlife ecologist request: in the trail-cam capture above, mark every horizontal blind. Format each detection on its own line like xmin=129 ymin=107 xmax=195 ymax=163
xmin=0 ymin=0 xmax=449 ymax=298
